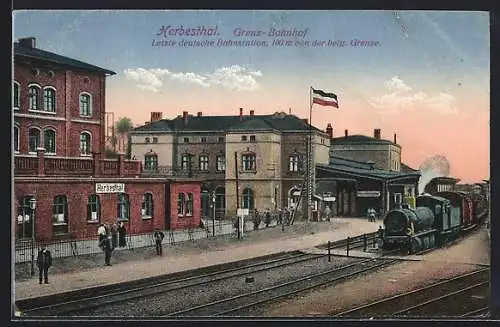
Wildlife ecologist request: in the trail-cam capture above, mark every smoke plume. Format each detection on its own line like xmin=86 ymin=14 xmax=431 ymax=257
xmin=418 ymin=155 xmax=451 ymax=194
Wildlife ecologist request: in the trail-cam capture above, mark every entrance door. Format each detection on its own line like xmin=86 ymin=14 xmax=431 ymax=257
xmin=200 ymin=189 xmax=210 ymax=219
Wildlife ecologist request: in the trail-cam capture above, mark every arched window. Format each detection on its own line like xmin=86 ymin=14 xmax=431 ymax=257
xmin=79 ymin=93 xmax=92 ymax=116
xmin=87 ymin=194 xmax=100 ymax=222
xmin=43 ymin=87 xmax=56 ymax=112
xmin=52 ymin=195 xmax=69 ymax=234
xmin=28 ymin=128 xmax=41 ymax=153
xmin=13 ymin=82 xmax=20 ymax=109
xmin=142 ymin=193 xmax=154 ymax=218
xmin=215 ymin=187 xmax=225 ymax=211
xmin=14 ymin=125 xmax=19 ymax=152
xmin=80 ymin=132 xmax=91 ymax=155
xmin=44 ymin=129 xmax=56 ymax=154
xmin=178 ymin=192 xmax=185 ymax=215
xmin=186 ymin=193 xmax=194 ymax=216
xmin=117 ymin=193 xmax=130 ymax=220
xmin=242 ymin=188 xmax=254 ymax=209
xmin=28 ymin=85 xmax=40 ymax=110
xmin=144 ymin=153 xmax=158 ymax=170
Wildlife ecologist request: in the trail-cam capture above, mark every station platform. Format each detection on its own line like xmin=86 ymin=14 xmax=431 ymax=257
xmin=14 ymin=218 xmax=379 ymax=301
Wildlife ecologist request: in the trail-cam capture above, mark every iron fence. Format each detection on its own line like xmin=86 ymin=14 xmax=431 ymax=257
xmin=14 ymin=217 xmax=280 ymax=264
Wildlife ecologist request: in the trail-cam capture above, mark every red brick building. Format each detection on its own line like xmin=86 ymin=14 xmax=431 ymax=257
xmin=13 ymin=37 xmax=201 ymax=242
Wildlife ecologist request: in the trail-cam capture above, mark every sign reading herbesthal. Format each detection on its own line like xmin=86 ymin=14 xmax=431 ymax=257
xmin=95 ymin=183 xmax=125 ymax=194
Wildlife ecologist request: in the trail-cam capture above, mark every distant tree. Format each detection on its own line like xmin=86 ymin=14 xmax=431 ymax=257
xmin=115 ymin=117 xmax=134 ymax=153
xmin=126 ymin=134 xmax=132 ymax=159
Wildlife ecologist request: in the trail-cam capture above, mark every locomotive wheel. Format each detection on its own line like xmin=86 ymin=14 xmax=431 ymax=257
xmin=410 ymin=238 xmax=421 ymax=254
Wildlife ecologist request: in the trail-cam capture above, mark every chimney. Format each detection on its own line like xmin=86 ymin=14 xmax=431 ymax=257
xmin=394 ymin=133 xmax=397 ymax=144
xmin=344 ymin=129 xmax=348 ymax=137
xmin=250 ymin=110 xmax=255 ymax=116
xmin=239 ymin=107 xmax=243 ymax=121
xmin=182 ymin=111 xmax=189 ymax=127
xmin=374 ymin=128 xmax=381 ymax=140
xmin=326 ymin=123 xmax=333 ymax=139
xmin=18 ymin=37 xmax=36 ymax=48
xmin=150 ymin=112 xmax=162 ymax=122
xmin=197 ymin=112 xmax=203 ymax=117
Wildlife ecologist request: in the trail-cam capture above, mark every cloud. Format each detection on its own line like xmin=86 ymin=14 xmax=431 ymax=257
xmin=370 ymin=76 xmax=458 ymax=115
xmin=123 ymin=65 xmax=263 ymax=92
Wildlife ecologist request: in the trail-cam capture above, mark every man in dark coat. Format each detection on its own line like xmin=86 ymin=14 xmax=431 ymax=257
xmin=153 ymin=229 xmax=165 ymax=256
xmin=117 ymin=222 xmax=127 ymax=248
xmin=36 ymin=247 xmax=52 ymax=284
xmin=101 ymin=237 xmax=113 ymax=266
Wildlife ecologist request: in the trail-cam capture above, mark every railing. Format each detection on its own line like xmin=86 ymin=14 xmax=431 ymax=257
xmin=14 ymin=153 xmax=141 ymax=177
xmin=14 ymin=218 xmax=281 ymax=264
xmin=141 ymin=165 xmax=211 ymax=178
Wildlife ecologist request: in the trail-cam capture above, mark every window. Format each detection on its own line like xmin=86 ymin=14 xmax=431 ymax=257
xmin=216 ymin=155 xmax=225 ymax=172
xmin=52 ymin=195 xmax=68 ymax=234
xmin=241 ymin=135 xmax=247 ymax=141
xmin=13 ymin=82 xmax=20 ymax=109
xmin=249 ymin=135 xmax=256 ymax=142
xmin=242 ymin=188 xmax=254 ymax=209
xmin=43 ymin=87 xmax=56 ymax=112
xmin=181 ymin=154 xmax=191 ymax=170
xmin=199 ymin=155 xmax=209 ymax=171
xmin=79 ymin=93 xmax=92 ymax=116
xmin=178 ymin=193 xmax=185 ymax=215
xmin=218 ymin=136 xmax=224 ymax=143
xmin=80 ymin=132 xmax=91 ymax=155
xmin=44 ymin=129 xmax=56 ymax=154
xmin=242 ymin=153 xmax=256 ymax=171
xmin=87 ymin=194 xmax=100 ymax=222
xmin=14 ymin=125 xmax=19 ymax=152
xmin=17 ymin=196 xmax=35 ymax=239
xmin=144 ymin=153 xmax=158 ymax=170
xmin=145 ymin=137 xmax=151 ymax=143
xmin=142 ymin=193 xmax=154 ymax=218
xmin=117 ymin=193 xmax=130 ymax=220
xmin=186 ymin=193 xmax=194 ymax=216
xmin=152 ymin=137 xmax=158 ymax=143
xmin=28 ymin=85 xmax=40 ymax=110
xmin=201 ymin=137 xmax=207 ymax=143
xmin=29 ymin=128 xmax=41 ymax=153
xmin=183 ymin=137 xmax=190 ymax=143
xmin=289 ymin=154 xmax=300 ymax=172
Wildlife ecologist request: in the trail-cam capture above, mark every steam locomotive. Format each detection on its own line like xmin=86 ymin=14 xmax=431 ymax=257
xmin=380 ymin=190 xmax=488 ymax=254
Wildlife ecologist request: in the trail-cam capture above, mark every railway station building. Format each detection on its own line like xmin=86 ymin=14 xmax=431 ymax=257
xmin=13 ymin=37 xmax=201 ymax=243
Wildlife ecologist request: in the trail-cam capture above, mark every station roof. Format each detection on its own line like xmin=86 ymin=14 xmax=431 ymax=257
xmin=14 ymin=41 xmax=116 ymax=75
xmin=318 ymin=156 xmax=420 ymax=182
xmin=132 ymin=112 xmax=325 ymax=134
xmin=330 ymin=134 xmax=400 ymax=147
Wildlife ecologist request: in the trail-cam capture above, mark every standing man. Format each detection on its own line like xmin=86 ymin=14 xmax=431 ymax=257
xmin=153 ymin=229 xmax=165 ymax=256
xmin=102 ymin=237 xmax=113 ymax=266
xmin=36 ymin=246 xmax=52 ymax=284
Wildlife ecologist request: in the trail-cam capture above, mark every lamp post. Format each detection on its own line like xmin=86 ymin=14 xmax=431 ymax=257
xmin=212 ymin=191 xmax=216 ymax=237
xmin=29 ymin=198 xmax=37 ymax=277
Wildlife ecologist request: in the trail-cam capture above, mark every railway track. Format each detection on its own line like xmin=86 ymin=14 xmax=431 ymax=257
xmin=20 ymin=251 xmax=325 ymax=316
xmin=333 ymin=268 xmax=490 ymax=318
xmin=164 ymin=257 xmax=398 ymax=317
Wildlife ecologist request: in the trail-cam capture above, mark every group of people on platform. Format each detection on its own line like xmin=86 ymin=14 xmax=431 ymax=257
xmin=97 ymin=222 xmax=127 ymax=266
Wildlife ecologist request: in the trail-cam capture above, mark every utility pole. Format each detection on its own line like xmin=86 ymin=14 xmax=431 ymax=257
xmin=234 ymin=151 xmax=241 ymax=239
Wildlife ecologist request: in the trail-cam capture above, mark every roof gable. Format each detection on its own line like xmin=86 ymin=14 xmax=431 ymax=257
xmin=14 ymin=42 xmax=116 ymax=75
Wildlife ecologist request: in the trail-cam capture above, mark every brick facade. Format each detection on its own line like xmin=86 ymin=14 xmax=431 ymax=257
xmin=169 ymin=182 xmax=202 ymax=229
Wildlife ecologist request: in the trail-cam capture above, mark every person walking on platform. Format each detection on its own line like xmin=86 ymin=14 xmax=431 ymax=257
xmin=264 ymin=210 xmax=272 ymax=228
xmin=101 ymin=237 xmax=113 ymax=266
xmin=111 ymin=223 xmax=118 ymax=249
xmin=153 ymin=229 xmax=165 ymax=256
xmin=118 ymin=222 xmax=127 ymax=248
xmin=36 ymin=246 xmax=52 ymax=284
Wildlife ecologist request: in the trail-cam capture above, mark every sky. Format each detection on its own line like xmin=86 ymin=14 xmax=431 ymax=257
xmin=12 ymin=10 xmax=490 ymax=183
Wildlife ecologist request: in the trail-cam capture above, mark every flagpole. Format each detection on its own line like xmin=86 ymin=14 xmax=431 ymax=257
xmin=308 ymin=86 xmax=313 ymax=222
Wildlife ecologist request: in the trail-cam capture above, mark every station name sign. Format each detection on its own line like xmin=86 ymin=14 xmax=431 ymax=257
xmin=356 ymin=191 xmax=381 ymax=198
xmin=95 ymin=183 xmax=125 ymax=194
